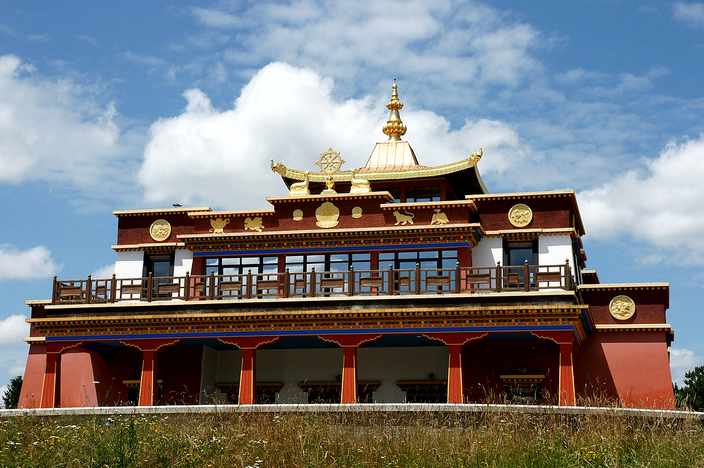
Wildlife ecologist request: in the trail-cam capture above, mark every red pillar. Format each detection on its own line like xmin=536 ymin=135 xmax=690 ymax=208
xmin=122 ymin=339 xmax=179 ymax=407
xmin=138 ymin=350 xmax=156 ymax=406
xmin=423 ymin=332 xmax=488 ymax=404
xmin=559 ymin=342 xmax=576 ymax=406
xmin=40 ymin=352 xmax=58 ymax=408
xmin=320 ymin=334 xmax=382 ymax=404
xmin=447 ymin=344 xmax=464 ymax=404
xmin=530 ymin=331 xmax=577 ymax=406
xmin=219 ymin=336 xmax=280 ymax=405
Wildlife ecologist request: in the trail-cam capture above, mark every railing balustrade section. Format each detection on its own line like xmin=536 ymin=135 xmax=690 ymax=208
xmin=51 ymin=262 xmax=574 ymax=305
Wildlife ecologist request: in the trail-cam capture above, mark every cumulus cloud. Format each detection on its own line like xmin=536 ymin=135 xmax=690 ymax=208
xmin=139 ymin=62 xmax=526 ymax=208
xmin=673 ymin=2 xmax=704 ymax=26
xmin=92 ymin=263 xmax=115 ymax=279
xmin=195 ymin=0 xmax=540 ymax=102
xmin=671 ymin=347 xmax=703 ymax=386
xmin=0 ymin=245 xmax=58 ymax=280
xmin=579 ymin=136 xmax=704 ymax=263
xmin=0 ymin=315 xmax=28 ymax=346
xmin=0 ymin=54 xmax=140 ymax=198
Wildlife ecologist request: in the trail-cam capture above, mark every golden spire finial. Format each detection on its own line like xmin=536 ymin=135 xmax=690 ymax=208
xmin=383 ymin=78 xmax=407 ymax=141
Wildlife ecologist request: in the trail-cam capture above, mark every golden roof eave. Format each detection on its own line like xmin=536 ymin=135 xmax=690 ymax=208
xmin=273 ymin=155 xmax=483 ymax=183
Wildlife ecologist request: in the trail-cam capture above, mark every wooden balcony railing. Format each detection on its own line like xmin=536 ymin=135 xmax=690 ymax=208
xmin=51 ymin=262 xmax=573 ymax=305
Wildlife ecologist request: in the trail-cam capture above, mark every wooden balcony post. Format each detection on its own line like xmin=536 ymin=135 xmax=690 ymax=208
xmin=110 ymin=273 xmax=117 ymax=303
xmin=348 ymin=268 xmax=355 ymax=296
xmin=282 ymin=269 xmax=290 ymax=298
xmin=85 ymin=275 xmax=92 ymax=304
xmin=388 ymin=267 xmax=395 ymax=295
xmin=246 ymin=271 xmax=253 ymax=299
xmin=564 ymin=259 xmax=572 ymax=290
xmin=454 ymin=261 xmax=461 ymax=294
xmin=146 ymin=272 xmax=153 ymax=302
xmin=309 ymin=269 xmax=317 ymax=297
xmin=52 ymin=276 xmax=58 ymax=303
xmin=495 ymin=262 xmax=503 ymax=291
xmin=524 ymin=260 xmax=530 ymax=292
xmin=184 ymin=273 xmax=190 ymax=300
xmin=415 ymin=262 xmax=421 ymax=295
xmin=208 ymin=273 xmax=215 ymax=300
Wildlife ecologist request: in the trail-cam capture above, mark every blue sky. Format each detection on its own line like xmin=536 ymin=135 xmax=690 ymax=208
xmin=1 ymin=0 xmax=704 ymax=396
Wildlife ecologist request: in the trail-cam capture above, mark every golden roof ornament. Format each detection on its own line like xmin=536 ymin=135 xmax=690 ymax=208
xmin=315 ymin=148 xmax=344 ymax=194
xmin=382 ymin=79 xmax=407 ymax=141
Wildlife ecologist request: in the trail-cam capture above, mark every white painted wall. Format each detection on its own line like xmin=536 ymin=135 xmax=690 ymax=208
xmin=472 ymin=237 xmax=502 ymax=268
xmin=114 ymin=251 xmax=144 ymax=278
xmin=538 ymin=235 xmax=575 ymax=285
xmin=173 ymin=249 xmax=193 ymax=277
xmin=199 ymin=346 xmax=448 ymax=404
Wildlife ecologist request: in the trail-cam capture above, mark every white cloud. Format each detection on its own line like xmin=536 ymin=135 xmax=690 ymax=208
xmin=0 ymin=54 xmax=140 ymax=198
xmin=0 ymin=245 xmax=58 ymax=280
xmin=196 ymin=1 xmax=540 ymax=101
xmin=92 ymin=263 xmax=115 ymax=279
xmin=579 ymin=135 xmax=704 ymax=263
xmin=191 ymin=7 xmax=241 ymax=28
xmin=0 ymin=385 xmax=6 ymax=408
xmin=673 ymin=2 xmax=704 ymax=26
xmin=671 ymin=347 xmax=703 ymax=386
xmin=0 ymin=315 xmax=28 ymax=347
xmin=139 ymin=62 xmax=526 ymax=208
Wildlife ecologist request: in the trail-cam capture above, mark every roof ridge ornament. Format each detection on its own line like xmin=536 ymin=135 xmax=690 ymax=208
xmin=382 ymin=79 xmax=407 ymax=141
xmin=315 ymin=148 xmax=344 ymax=194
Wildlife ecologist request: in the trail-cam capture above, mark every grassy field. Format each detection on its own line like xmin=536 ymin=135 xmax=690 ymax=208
xmin=1 ymin=411 xmax=703 ymax=467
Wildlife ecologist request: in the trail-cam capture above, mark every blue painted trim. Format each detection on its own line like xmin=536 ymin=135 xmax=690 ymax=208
xmin=193 ymin=242 xmax=472 ymax=257
xmin=46 ymin=325 xmax=575 ymax=342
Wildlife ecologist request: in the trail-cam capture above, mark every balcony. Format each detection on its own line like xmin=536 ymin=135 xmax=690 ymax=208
xmin=51 ymin=263 xmax=574 ymax=305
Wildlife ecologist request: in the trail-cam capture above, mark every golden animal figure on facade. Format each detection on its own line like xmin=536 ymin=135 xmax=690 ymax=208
xmin=149 ymin=219 xmax=172 ymax=242
xmin=315 ymin=202 xmax=340 ymax=228
xmin=609 ymin=295 xmax=636 ymax=320
xmin=469 ymin=147 xmax=484 ymax=162
xmin=349 ymin=170 xmax=371 ymax=194
xmin=508 ymin=203 xmax=533 ymax=228
xmin=209 ymin=217 xmax=230 ymax=234
xmin=430 ymin=209 xmax=449 ymax=225
xmin=393 ymin=210 xmax=415 ymax=226
xmin=289 ymin=171 xmax=310 ymax=196
xmin=244 ymin=216 xmax=264 ymax=232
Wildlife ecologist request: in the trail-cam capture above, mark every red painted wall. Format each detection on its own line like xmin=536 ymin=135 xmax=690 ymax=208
xmin=576 ymin=332 xmax=674 ymax=409
xmin=18 ymin=344 xmax=46 ymax=409
xmin=59 ymin=348 xmax=101 ymax=407
xmin=475 ymin=198 xmax=574 ymax=232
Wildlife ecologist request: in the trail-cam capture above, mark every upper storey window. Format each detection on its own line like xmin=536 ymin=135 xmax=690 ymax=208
xmin=285 ymin=253 xmax=371 ymax=273
xmin=405 ymin=187 xmax=441 ymax=203
xmin=206 ymin=256 xmax=278 ymax=276
xmin=503 ymin=241 xmax=538 ymax=266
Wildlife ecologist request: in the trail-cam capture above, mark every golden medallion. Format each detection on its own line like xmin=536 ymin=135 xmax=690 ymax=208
xmin=351 ymin=206 xmax=363 ymax=219
xmin=508 ymin=203 xmax=533 ymax=228
xmin=209 ymin=217 xmax=230 ymax=234
xmin=149 ymin=219 xmax=171 ymax=242
xmin=292 ymin=209 xmax=304 ymax=221
xmin=609 ymin=295 xmax=636 ymax=320
xmin=244 ymin=216 xmax=264 ymax=232
xmin=315 ymin=202 xmax=340 ymax=228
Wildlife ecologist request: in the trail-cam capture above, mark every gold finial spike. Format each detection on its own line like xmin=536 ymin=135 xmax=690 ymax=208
xmin=383 ymin=78 xmax=407 ymax=141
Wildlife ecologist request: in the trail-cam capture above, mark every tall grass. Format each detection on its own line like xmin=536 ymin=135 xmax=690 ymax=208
xmin=1 ymin=411 xmax=702 ymax=467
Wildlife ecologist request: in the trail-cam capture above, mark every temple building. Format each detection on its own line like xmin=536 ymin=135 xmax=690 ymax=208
xmin=19 ymin=81 xmax=675 ymax=409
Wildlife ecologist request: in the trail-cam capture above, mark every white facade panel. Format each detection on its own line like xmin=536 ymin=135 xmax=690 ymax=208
xmin=472 ymin=237 xmax=503 ymax=268
xmin=114 ymin=251 xmax=144 ymax=279
xmin=173 ymin=249 xmax=193 ymax=277
xmin=538 ymin=235 xmax=575 ymax=285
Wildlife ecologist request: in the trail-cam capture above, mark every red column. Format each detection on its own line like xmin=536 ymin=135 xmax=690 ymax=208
xmin=320 ymin=334 xmax=382 ymax=404
xmin=423 ymin=332 xmax=488 ymax=404
xmin=40 ymin=352 xmax=58 ymax=408
xmin=219 ymin=336 xmax=280 ymax=405
xmin=238 ymin=349 xmax=256 ymax=405
xmin=138 ymin=350 xmax=156 ymax=406
xmin=447 ymin=344 xmax=464 ymax=404
xmin=122 ymin=339 xmax=179 ymax=407
xmin=341 ymin=347 xmax=358 ymax=404
xmin=559 ymin=342 xmax=576 ymax=406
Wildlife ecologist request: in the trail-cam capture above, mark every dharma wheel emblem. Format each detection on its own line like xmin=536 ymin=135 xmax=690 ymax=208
xmin=149 ymin=219 xmax=171 ymax=242
xmin=508 ymin=203 xmax=533 ymax=228
xmin=315 ymin=148 xmax=345 ymax=174
xmin=609 ymin=295 xmax=636 ymax=320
